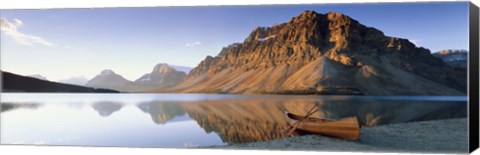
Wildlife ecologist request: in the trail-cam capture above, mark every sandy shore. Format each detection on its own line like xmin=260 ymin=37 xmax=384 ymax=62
xmin=207 ymin=118 xmax=468 ymax=153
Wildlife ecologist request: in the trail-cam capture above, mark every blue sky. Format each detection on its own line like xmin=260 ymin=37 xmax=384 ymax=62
xmin=0 ymin=2 xmax=469 ymax=81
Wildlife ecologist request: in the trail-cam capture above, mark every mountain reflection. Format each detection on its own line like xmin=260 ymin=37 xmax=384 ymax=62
xmin=181 ymin=99 xmax=325 ymax=144
xmin=92 ymin=102 xmax=123 ymax=117
xmin=319 ymin=99 xmax=467 ymax=126
xmin=1 ymin=102 xmax=42 ymax=112
xmin=135 ymin=97 xmax=466 ymax=144
xmin=137 ymin=101 xmax=186 ymax=124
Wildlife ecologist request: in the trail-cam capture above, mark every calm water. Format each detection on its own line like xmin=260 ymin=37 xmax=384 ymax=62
xmin=0 ymin=93 xmax=467 ymax=148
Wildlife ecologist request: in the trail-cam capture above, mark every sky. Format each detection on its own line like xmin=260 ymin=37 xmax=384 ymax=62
xmin=0 ymin=2 xmax=469 ymax=81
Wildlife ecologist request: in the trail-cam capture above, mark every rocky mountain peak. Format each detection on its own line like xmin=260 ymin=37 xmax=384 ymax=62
xmin=153 ymin=63 xmax=172 ymax=73
xmin=326 ymin=11 xmax=350 ymax=20
xmin=187 ymin=43 xmax=243 ymax=78
xmin=217 ymin=43 xmax=241 ymax=57
xmin=135 ymin=63 xmax=186 ymax=89
xmin=299 ymin=10 xmax=318 ymax=16
xmin=172 ymin=11 xmax=466 ymax=95
xmin=244 ymin=26 xmax=271 ymax=43
xmin=290 ymin=10 xmax=324 ymax=23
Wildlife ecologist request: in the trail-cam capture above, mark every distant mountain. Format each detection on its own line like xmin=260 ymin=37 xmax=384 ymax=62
xmin=135 ymin=63 xmax=187 ymax=90
xmin=171 ymin=11 xmax=466 ymax=96
xmin=85 ymin=69 xmax=139 ymax=92
xmin=86 ymin=64 xmax=187 ymax=92
xmin=168 ymin=65 xmax=193 ymax=74
xmin=433 ymin=50 xmax=467 ymax=69
xmin=27 ymin=74 xmax=48 ymax=81
xmin=1 ymin=71 xmax=118 ymax=93
xmin=58 ymin=76 xmax=89 ymax=86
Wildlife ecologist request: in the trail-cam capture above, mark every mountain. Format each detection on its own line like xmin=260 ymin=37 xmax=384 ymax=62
xmin=1 ymin=71 xmax=118 ymax=93
xmin=58 ymin=76 xmax=89 ymax=86
xmin=187 ymin=43 xmax=241 ymax=78
xmin=86 ymin=64 xmax=187 ymax=92
xmin=85 ymin=69 xmax=139 ymax=92
xmin=171 ymin=11 xmax=466 ymax=96
xmin=168 ymin=65 xmax=193 ymax=74
xmin=432 ymin=49 xmax=468 ymax=69
xmin=135 ymin=63 xmax=187 ymax=90
xmin=27 ymin=74 xmax=48 ymax=81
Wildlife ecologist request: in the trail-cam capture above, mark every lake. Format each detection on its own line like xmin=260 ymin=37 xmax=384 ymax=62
xmin=0 ymin=93 xmax=467 ymax=148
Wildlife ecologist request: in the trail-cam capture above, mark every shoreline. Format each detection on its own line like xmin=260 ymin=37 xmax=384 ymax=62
xmin=206 ymin=118 xmax=468 ymax=153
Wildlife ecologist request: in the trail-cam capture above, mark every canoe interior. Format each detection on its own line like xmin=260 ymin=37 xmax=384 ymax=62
xmin=285 ymin=112 xmax=361 ymax=140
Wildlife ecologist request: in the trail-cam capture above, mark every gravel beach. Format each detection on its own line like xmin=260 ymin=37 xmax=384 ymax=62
xmin=208 ymin=118 xmax=468 ymax=153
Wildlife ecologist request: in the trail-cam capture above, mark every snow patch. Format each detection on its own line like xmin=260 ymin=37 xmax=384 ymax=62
xmin=139 ymin=76 xmax=151 ymax=82
xmin=258 ymin=35 xmax=276 ymax=42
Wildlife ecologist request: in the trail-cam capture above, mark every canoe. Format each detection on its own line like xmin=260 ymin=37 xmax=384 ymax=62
xmin=285 ymin=112 xmax=361 ymax=140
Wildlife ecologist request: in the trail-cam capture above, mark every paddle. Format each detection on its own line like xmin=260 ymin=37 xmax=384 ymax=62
xmin=282 ymin=104 xmax=317 ymax=131
xmin=282 ymin=104 xmax=319 ymax=136
xmin=285 ymin=109 xmax=319 ymax=136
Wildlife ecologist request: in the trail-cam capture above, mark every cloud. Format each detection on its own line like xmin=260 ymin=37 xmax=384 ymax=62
xmin=0 ymin=17 xmax=56 ymax=47
xmin=410 ymin=39 xmax=419 ymax=46
xmin=185 ymin=41 xmax=202 ymax=47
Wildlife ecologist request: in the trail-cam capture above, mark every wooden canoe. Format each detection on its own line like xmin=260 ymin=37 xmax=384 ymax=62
xmin=285 ymin=112 xmax=361 ymax=140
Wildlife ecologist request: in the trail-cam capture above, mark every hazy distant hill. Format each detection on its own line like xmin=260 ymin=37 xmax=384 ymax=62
xmin=86 ymin=64 xmax=187 ymax=92
xmin=171 ymin=11 xmax=466 ymax=96
xmin=27 ymin=74 xmax=48 ymax=81
xmin=85 ymin=69 xmax=139 ymax=92
xmin=58 ymin=76 xmax=89 ymax=86
xmin=1 ymin=71 xmax=118 ymax=93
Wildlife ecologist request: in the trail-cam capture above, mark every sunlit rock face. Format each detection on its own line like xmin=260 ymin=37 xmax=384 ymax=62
xmin=173 ymin=11 xmax=466 ymax=95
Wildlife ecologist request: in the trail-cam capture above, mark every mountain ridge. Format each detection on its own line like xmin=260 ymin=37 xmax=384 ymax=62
xmin=2 ymin=71 xmax=118 ymax=93
xmin=86 ymin=63 xmax=187 ymax=92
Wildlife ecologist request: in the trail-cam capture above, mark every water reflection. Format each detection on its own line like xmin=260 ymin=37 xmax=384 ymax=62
xmin=1 ymin=102 xmax=42 ymax=112
xmin=91 ymin=102 xmax=123 ymax=117
xmin=137 ymin=101 xmax=187 ymax=124
xmin=319 ymin=99 xmax=467 ymax=126
xmin=133 ymin=97 xmax=466 ymax=144
xmin=1 ymin=94 xmax=467 ymax=147
xmin=180 ymin=99 xmax=323 ymax=144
